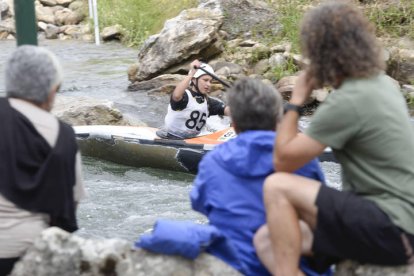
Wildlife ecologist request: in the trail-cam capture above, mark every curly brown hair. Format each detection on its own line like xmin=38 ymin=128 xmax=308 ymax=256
xmin=300 ymin=1 xmax=385 ymax=88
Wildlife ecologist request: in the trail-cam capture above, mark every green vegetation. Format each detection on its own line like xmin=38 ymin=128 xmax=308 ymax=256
xmin=264 ymin=0 xmax=309 ymax=53
xmin=96 ymin=0 xmax=413 ymax=48
xmin=365 ymin=0 xmax=414 ymax=40
xmin=262 ymin=0 xmax=414 ymax=52
xmin=97 ymin=0 xmax=197 ymax=47
xmin=270 ymin=56 xmax=299 ymax=81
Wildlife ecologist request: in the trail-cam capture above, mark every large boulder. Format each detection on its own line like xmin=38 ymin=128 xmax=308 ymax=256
xmin=130 ymin=7 xmax=224 ymax=82
xmin=52 ymin=96 xmax=145 ymax=126
xmin=10 ymin=227 xmax=241 ymax=276
xmin=202 ymin=0 xmax=281 ymax=40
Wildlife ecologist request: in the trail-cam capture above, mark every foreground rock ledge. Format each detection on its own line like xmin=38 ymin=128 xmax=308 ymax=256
xmin=335 ymin=260 xmax=414 ymax=276
xmin=10 ymin=227 xmax=241 ymax=276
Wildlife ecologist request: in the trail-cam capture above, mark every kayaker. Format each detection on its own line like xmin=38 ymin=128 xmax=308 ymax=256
xmin=254 ymin=2 xmax=414 ymax=276
xmin=158 ymin=59 xmax=230 ymax=139
xmin=0 ymin=45 xmax=85 ymax=275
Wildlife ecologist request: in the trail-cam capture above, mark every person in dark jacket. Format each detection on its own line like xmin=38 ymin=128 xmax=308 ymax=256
xmin=190 ymin=78 xmax=332 ymax=276
xmin=0 ymin=45 xmax=85 ymax=275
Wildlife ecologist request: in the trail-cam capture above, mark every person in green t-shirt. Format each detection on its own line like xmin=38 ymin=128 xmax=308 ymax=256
xmin=253 ymin=2 xmax=414 ymax=276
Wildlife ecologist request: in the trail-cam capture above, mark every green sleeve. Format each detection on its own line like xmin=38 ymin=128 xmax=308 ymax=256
xmin=305 ymin=91 xmax=361 ymax=149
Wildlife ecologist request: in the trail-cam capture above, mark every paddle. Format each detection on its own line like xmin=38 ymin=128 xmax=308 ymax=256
xmin=193 ymin=65 xmax=231 ymax=88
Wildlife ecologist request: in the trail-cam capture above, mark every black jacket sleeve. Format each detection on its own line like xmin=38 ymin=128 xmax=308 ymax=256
xmin=207 ymin=97 xmax=226 ymax=116
xmin=170 ymin=92 xmax=189 ymax=111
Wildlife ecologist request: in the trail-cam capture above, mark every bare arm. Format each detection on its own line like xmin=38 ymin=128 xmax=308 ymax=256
xmin=274 ymin=72 xmax=327 ymax=172
xmin=171 ymin=59 xmax=201 ymax=102
xmin=223 ymin=106 xmax=230 ymax=116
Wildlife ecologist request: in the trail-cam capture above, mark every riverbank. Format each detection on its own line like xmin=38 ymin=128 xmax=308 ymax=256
xmin=125 ymin=0 xmax=414 ymax=114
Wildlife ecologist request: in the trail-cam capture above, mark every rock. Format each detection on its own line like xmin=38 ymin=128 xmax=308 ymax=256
xmin=130 ymin=7 xmax=224 ymax=82
xmin=270 ymin=43 xmax=290 ymax=53
xmin=239 ymin=39 xmax=258 ymax=47
xmin=37 ymin=21 xmax=48 ymax=31
xmin=402 ymin=85 xmax=414 ymax=94
xmin=56 ymin=0 xmax=73 ymax=7
xmin=269 ymin=53 xmax=287 ymax=68
xmin=39 ymin=0 xmax=57 ymax=6
xmin=62 ymin=25 xmax=82 ymax=38
xmin=0 ymin=0 xmax=9 ymax=18
xmin=204 ymin=0 xmax=281 ymax=40
xmin=388 ymin=48 xmax=414 ymax=84
xmin=312 ymin=88 xmax=329 ymax=103
xmin=101 ymin=24 xmax=123 ymax=41
xmin=252 ymin=59 xmax=270 ymax=75
xmin=65 ymin=10 xmax=85 ymax=25
xmin=128 ymin=74 xmax=186 ymax=94
xmin=226 ymin=38 xmax=243 ymax=48
xmin=0 ymin=17 xmax=15 ymax=34
xmin=335 ymin=260 xmax=414 ymax=276
xmin=45 ymin=24 xmax=60 ymax=39
xmin=55 ymin=8 xmax=84 ymax=26
xmin=212 ymin=61 xmax=244 ymax=79
xmin=68 ymin=0 xmax=84 ymax=11
xmin=3 ymin=0 xmax=12 ymax=16
xmin=127 ymin=63 xmax=139 ymax=82
xmin=276 ymin=75 xmax=315 ymax=105
xmin=276 ymin=75 xmax=297 ymax=98
xmin=52 ymin=96 xmax=144 ymax=126
xmin=10 ymin=227 xmax=241 ymax=276
xmin=0 ymin=30 xmax=8 ymax=39
xmin=35 ymin=6 xmax=56 ymax=24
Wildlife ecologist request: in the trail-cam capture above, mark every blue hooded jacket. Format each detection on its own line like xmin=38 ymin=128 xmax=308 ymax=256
xmin=190 ymin=130 xmax=329 ymax=276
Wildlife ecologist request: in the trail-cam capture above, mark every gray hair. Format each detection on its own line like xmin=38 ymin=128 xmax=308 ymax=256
xmin=227 ymin=78 xmax=283 ymax=132
xmin=5 ymin=45 xmax=63 ymax=104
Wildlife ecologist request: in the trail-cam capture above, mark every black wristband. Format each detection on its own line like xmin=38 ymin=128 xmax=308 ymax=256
xmin=284 ymin=103 xmax=304 ymax=116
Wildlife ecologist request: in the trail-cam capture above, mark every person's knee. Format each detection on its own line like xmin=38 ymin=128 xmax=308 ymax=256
xmin=299 ymin=221 xmax=314 ymax=255
xmin=253 ymin=225 xmax=269 ymax=253
xmin=263 ymin=172 xmax=295 ymax=203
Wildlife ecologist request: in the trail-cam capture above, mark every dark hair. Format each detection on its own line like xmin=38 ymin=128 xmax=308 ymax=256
xmin=300 ymin=2 xmax=385 ymax=88
xmin=227 ymin=78 xmax=283 ymax=132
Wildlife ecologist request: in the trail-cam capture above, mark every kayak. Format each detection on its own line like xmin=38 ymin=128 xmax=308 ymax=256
xmin=74 ymin=125 xmax=335 ymax=174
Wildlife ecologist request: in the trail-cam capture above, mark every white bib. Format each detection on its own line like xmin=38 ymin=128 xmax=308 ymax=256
xmin=164 ymin=90 xmax=209 ymax=138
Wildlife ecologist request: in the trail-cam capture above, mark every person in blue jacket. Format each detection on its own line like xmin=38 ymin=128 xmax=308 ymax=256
xmin=190 ymin=78 xmax=332 ymax=276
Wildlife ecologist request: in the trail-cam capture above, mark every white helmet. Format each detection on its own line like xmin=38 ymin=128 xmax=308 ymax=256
xmin=193 ymin=63 xmax=215 ymax=79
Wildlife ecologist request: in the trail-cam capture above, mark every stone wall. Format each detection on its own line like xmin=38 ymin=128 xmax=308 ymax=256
xmin=0 ymin=0 xmax=91 ymax=41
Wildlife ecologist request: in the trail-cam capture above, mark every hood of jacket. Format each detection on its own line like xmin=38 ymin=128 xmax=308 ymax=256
xmin=212 ymin=130 xmax=275 ymax=178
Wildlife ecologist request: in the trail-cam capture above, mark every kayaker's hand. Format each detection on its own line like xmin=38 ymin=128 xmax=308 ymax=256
xmin=189 ymin=60 xmax=201 ymax=77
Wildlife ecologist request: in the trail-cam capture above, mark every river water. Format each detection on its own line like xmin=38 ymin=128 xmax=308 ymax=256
xmin=1 ymin=39 xmax=409 ymax=243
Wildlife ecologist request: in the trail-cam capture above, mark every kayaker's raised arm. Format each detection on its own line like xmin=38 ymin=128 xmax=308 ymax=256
xmin=171 ymin=59 xmax=201 ymax=102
